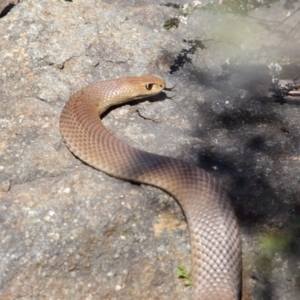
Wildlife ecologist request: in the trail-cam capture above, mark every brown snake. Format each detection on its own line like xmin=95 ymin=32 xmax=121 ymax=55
xmin=59 ymin=75 xmax=241 ymax=300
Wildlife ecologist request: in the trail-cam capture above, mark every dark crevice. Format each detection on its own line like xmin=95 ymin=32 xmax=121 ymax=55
xmin=136 ymin=109 xmax=160 ymax=123
xmin=162 ymin=3 xmax=180 ymax=9
xmin=0 ymin=3 xmax=15 ymax=18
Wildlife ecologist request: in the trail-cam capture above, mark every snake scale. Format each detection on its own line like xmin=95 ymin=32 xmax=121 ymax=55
xmin=59 ymin=75 xmax=241 ymax=300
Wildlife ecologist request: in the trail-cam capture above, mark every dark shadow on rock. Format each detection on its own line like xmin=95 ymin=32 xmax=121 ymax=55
xmin=184 ymin=63 xmax=300 ymax=227
xmin=0 ymin=2 xmax=15 ymax=18
xmin=196 ymin=146 xmax=282 ymax=224
xmin=181 ymin=61 xmax=300 ymax=298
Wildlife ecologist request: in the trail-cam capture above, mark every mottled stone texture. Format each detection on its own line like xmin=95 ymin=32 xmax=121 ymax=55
xmin=0 ymin=0 xmax=300 ymax=299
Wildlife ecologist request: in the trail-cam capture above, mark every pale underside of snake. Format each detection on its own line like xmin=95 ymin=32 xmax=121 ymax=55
xmin=59 ymin=75 xmax=241 ymax=300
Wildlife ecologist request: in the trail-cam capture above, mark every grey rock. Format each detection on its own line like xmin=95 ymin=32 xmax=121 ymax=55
xmin=1 ymin=0 xmax=300 ymax=299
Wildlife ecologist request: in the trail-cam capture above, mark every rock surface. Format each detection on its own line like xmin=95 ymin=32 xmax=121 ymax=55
xmin=0 ymin=0 xmax=300 ymax=299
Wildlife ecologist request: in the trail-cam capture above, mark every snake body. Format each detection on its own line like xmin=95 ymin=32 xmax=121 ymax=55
xmin=59 ymin=75 xmax=241 ymax=300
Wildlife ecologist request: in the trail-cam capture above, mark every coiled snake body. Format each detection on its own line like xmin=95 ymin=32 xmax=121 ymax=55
xmin=59 ymin=75 xmax=241 ymax=300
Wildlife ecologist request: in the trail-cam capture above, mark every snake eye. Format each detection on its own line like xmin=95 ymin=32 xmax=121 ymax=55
xmin=145 ymin=84 xmax=154 ymax=90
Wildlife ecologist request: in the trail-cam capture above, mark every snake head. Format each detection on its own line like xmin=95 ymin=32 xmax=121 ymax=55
xmin=123 ymin=75 xmax=166 ymax=100
xmin=88 ymin=75 xmax=167 ymax=112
